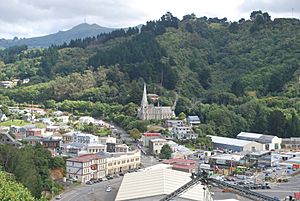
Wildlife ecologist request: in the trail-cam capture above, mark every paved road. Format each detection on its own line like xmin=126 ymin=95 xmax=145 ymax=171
xmin=254 ymin=173 xmax=300 ymax=200
xmin=57 ymin=177 xmax=123 ymax=201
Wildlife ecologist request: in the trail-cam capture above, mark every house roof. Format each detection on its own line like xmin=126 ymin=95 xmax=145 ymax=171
xmin=143 ymin=133 xmax=161 ymax=137
xmin=237 ymin=132 xmax=277 ymax=143
xmin=115 ymin=168 xmax=207 ymax=201
xmin=67 ymin=154 xmax=101 ymax=163
xmin=209 ymin=135 xmax=254 ymax=147
xmin=187 ymin=116 xmax=200 ymax=121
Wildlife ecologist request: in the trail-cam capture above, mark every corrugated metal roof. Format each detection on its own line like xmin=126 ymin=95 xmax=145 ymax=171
xmin=209 ymin=135 xmax=252 ymax=147
xmin=237 ymin=132 xmax=262 ymax=139
xmin=115 ymin=168 xmax=208 ymax=201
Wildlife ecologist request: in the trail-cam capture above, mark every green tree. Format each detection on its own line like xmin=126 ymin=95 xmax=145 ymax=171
xmin=0 ymin=171 xmax=35 ymax=201
xmin=159 ymin=144 xmax=173 ymax=159
xmin=130 ymin=128 xmax=141 ymax=142
xmin=178 ymin=112 xmax=186 ymax=120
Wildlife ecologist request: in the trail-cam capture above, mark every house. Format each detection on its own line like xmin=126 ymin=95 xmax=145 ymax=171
xmin=73 ymin=132 xmax=98 ymax=144
xmin=97 ymin=150 xmax=141 ymax=176
xmin=22 ymin=136 xmax=42 ymax=146
xmin=162 ymin=158 xmax=197 ymax=173
xmin=42 ymin=137 xmax=61 ymax=151
xmin=85 ymin=143 xmax=107 ymax=154
xmin=60 ymin=142 xmax=87 ymax=157
xmin=53 ymin=111 xmax=63 ymax=117
xmin=26 ymin=128 xmax=43 ymax=137
xmin=66 ymin=154 xmax=106 ymax=183
xmin=149 ymin=138 xmax=167 ymax=156
xmin=141 ymin=132 xmax=161 ymax=147
xmin=187 ymin=116 xmax=201 ymax=127
xmin=23 ymin=113 xmax=35 ymax=122
xmin=79 ymin=116 xmax=95 ymax=125
xmin=0 ymin=81 xmax=14 ymax=88
xmin=237 ymin=132 xmax=282 ymax=150
xmin=57 ymin=115 xmax=69 ymax=124
xmin=115 ymin=144 xmax=129 ymax=153
xmin=46 ymin=125 xmax=60 ymax=133
xmin=115 ymin=167 xmax=211 ymax=201
xmin=40 ymin=118 xmax=54 ymax=126
xmin=164 ymin=120 xmax=184 ymax=128
xmin=62 ymin=132 xmax=74 ymax=143
xmin=209 ymin=135 xmax=265 ymax=152
xmin=10 ymin=124 xmax=36 ymax=139
xmin=99 ymin=136 xmax=117 ymax=152
xmin=172 ymin=126 xmax=197 ymax=140
xmin=0 ymin=114 xmax=8 ymax=122
xmin=0 ymin=132 xmax=22 ymax=146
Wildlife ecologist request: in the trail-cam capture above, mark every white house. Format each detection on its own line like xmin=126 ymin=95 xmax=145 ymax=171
xmin=0 ymin=114 xmax=8 ymax=122
xmin=79 ymin=116 xmax=95 ymax=125
xmin=187 ymin=116 xmax=201 ymax=127
xmin=172 ymin=126 xmax=197 ymax=140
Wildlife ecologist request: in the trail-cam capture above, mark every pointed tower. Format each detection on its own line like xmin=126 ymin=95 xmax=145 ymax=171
xmin=138 ymin=83 xmax=148 ymax=120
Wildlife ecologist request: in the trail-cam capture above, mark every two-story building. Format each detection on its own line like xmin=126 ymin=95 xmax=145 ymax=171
xmin=97 ymin=150 xmax=141 ymax=176
xmin=172 ymin=126 xmax=197 ymax=140
xmin=66 ymin=154 xmax=106 ymax=183
xmin=149 ymin=138 xmax=167 ymax=156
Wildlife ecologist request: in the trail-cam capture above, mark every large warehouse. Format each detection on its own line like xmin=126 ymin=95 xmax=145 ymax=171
xmin=237 ymin=132 xmax=282 ymax=151
xmin=209 ymin=135 xmax=264 ymax=152
xmin=115 ymin=167 xmax=213 ymax=201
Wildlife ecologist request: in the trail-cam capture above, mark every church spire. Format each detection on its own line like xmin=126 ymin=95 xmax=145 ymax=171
xmin=141 ymin=83 xmax=148 ymax=107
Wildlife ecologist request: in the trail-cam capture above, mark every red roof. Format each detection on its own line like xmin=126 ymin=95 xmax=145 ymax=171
xmin=163 ymin=158 xmax=197 ymax=171
xmin=67 ymin=154 xmax=101 ymax=163
xmin=143 ymin=133 xmax=161 ymax=137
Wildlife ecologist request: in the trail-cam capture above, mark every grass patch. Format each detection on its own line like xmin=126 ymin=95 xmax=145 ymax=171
xmin=0 ymin=120 xmax=46 ymax=128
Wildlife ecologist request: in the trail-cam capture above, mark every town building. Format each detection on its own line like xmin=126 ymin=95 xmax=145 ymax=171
xmin=97 ymin=150 xmax=141 ymax=176
xmin=62 ymin=132 xmax=74 ymax=143
xmin=10 ymin=124 xmax=36 ymax=139
xmin=187 ymin=116 xmax=201 ymax=127
xmin=209 ymin=153 xmax=245 ymax=171
xmin=0 ymin=132 xmax=22 ymax=146
xmin=115 ymin=166 xmax=212 ymax=201
xmin=79 ymin=116 xmax=95 ymax=124
xmin=26 ymin=128 xmax=43 ymax=137
xmin=73 ymin=132 xmax=98 ymax=144
xmin=164 ymin=120 xmax=184 ymax=128
xmin=149 ymin=138 xmax=167 ymax=156
xmin=141 ymin=132 xmax=161 ymax=147
xmin=237 ymin=132 xmax=282 ymax=150
xmin=137 ymin=84 xmax=175 ymax=120
xmin=66 ymin=154 xmax=106 ymax=183
xmin=282 ymin=137 xmax=300 ymax=150
xmin=22 ymin=136 xmax=42 ymax=146
xmin=209 ymin=135 xmax=265 ymax=152
xmin=42 ymin=137 xmax=61 ymax=151
xmin=172 ymin=126 xmax=197 ymax=140
xmin=162 ymin=158 xmax=197 ymax=173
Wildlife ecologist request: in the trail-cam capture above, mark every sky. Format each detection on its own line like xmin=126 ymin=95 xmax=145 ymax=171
xmin=0 ymin=0 xmax=299 ymax=39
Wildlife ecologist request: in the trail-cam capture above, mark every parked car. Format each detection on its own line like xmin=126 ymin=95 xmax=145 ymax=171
xmin=55 ymin=195 xmax=62 ymax=200
xmin=86 ymin=181 xmax=93 ymax=185
xmin=102 ymin=177 xmax=108 ymax=182
xmin=119 ymin=173 xmax=124 ymax=176
xmin=106 ymin=175 xmax=113 ymax=180
xmin=106 ymin=186 xmax=112 ymax=192
xmin=98 ymin=178 xmax=103 ymax=182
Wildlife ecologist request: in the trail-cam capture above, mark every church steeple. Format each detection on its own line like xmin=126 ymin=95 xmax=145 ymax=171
xmin=141 ymin=83 xmax=148 ymax=107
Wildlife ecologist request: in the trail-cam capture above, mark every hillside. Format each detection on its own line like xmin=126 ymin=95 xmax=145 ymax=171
xmin=0 ymin=23 xmax=116 ymax=48
xmin=0 ymin=11 xmax=300 ymax=138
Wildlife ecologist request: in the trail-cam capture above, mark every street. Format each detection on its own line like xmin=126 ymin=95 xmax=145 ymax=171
xmin=57 ymin=177 xmax=123 ymax=201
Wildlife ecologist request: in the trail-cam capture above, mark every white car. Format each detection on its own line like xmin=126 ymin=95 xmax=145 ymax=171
xmin=55 ymin=195 xmax=62 ymax=200
xmin=106 ymin=186 xmax=112 ymax=192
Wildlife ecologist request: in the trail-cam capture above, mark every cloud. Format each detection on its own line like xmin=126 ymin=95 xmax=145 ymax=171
xmin=0 ymin=0 xmax=298 ymax=39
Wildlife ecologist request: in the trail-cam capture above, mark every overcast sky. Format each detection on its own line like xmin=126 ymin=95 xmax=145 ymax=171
xmin=0 ymin=0 xmax=299 ymax=39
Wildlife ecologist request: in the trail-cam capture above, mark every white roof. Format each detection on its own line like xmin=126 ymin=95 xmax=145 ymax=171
xmin=209 ymin=135 xmax=253 ymax=147
xmin=237 ymin=132 xmax=263 ymax=139
xmin=115 ymin=168 xmax=209 ymax=201
xmin=210 ymin=154 xmax=245 ymax=162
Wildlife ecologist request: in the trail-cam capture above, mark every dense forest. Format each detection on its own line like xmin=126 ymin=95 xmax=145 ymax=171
xmin=0 ymin=11 xmax=300 ymax=139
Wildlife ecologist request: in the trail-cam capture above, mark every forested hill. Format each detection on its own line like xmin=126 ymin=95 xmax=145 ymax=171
xmin=0 ymin=11 xmax=300 ymax=138
xmin=0 ymin=23 xmax=116 ymax=48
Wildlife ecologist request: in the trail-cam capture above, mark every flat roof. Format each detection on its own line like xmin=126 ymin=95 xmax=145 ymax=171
xmin=237 ymin=132 xmax=262 ymax=139
xmin=115 ymin=168 xmax=207 ymax=201
xmin=210 ymin=154 xmax=245 ymax=162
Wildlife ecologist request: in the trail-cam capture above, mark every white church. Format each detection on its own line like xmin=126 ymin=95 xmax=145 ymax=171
xmin=137 ymin=84 xmax=175 ymax=120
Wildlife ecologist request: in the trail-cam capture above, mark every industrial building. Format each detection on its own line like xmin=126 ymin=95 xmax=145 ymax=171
xmin=209 ymin=135 xmax=264 ymax=152
xmin=115 ymin=167 xmax=212 ymax=201
xmin=237 ymin=132 xmax=282 ymax=150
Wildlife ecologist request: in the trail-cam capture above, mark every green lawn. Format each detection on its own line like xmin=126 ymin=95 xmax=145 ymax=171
xmin=0 ymin=120 xmax=46 ymax=128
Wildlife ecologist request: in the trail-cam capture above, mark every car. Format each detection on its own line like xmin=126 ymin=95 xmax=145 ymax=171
xmin=55 ymin=195 xmax=62 ymax=200
xmin=119 ymin=173 xmax=124 ymax=176
xmin=106 ymin=186 xmax=112 ymax=192
xmin=86 ymin=180 xmax=93 ymax=185
xmin=98 ymin=178 xmax=103 ymax=182
xmin=106 ymin=176 xmax=113 ymax=180
xmin=102 ymin=177 xmax=108 ymax=182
